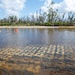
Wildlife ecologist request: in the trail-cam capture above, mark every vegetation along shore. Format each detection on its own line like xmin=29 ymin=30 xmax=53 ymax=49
xmin=0 ymin=2 xmax=75 ymax=26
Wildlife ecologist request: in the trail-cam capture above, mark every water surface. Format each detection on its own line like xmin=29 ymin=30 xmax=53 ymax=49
xmin=0 ymin=28 xmax=75 ymax=48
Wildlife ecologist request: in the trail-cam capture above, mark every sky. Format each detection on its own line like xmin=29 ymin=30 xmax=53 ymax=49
xmin=0 ymin=0 xmax=75 ymax=19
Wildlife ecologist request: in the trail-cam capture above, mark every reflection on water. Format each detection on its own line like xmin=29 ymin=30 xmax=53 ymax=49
xmin=0 ymin=28 xmax=75 ymax=48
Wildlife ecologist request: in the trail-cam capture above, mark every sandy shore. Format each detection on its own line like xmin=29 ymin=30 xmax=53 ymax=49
xmin=0 ymin=26 xmax=75 ymax=28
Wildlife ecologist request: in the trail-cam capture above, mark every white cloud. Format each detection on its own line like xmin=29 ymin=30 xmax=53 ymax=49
xmin=29 ymin=12 xmax=40 ymax=18
xmin=0 ymin=0 xmax=26 ymax=17
xmin=64 ymin=0 xmax=75 ymax=12
xmin=41 ymin=0 xmax=52 ymax=12
xmin=41 ymin=0 xmax=75 ymax=13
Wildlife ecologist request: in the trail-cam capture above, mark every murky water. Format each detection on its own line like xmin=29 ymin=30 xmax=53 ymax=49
xmin=0 ymin=28 xmax=75 ymax=48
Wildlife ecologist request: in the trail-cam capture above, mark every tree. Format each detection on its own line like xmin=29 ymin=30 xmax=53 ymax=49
xmin=8 ymin=16 xmax=18 ymax=25
xmin=47 ymin=1 xmax=56 ymax=23
xmin=68 ymin=12 xmax=75 ymax=25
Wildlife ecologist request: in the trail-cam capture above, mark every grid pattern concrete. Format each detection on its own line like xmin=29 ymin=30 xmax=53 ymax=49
xmin=0 ymin=45 xmax=75 ymax=61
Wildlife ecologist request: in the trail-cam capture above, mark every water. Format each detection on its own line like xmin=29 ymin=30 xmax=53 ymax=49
xmin=0 ymin=28 xmax=75 ymax=75
xmin=0 ymin=28 xmax=75 ymax=48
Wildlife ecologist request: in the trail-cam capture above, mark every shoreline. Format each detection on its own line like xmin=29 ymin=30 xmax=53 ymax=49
xmin=0 ymin=26 xmax=75 ymax=28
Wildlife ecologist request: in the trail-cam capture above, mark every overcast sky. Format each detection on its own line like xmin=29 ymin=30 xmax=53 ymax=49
xmin=0 ymin=0 xmax=75 ymax=18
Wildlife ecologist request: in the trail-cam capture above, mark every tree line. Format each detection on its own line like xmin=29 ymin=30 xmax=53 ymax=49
xmin=0 ymin=2 xmax=75 ymax=26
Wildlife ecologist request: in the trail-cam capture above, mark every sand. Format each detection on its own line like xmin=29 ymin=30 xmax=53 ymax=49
xmin=0 ymin=26 xmax=75 ymax=28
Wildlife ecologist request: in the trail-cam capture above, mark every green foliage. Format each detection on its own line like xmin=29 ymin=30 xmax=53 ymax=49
xmin=0 ymin=1 xmax=75 ymax=26
xmin=0 ymin=23 xmax=11 ymax=26
xmin=44 ymin=22 xmax=52 ymax=26
xmin=63 ymin=22 xmax=68 ymax=26
xmin=54 ymin=22 xmax=61 ymax=26
xmin=35 ymin=23 xmax=42 ymax=26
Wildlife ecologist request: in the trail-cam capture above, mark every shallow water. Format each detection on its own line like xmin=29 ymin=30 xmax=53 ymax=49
xmin=0 ymin=28 xmax=75 ymax=75
xmin=0 ymin=28 xmax=75 ymax=48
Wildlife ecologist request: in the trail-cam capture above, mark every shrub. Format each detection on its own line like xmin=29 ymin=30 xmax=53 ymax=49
xmin=44 ymin=22 xmax=52 ymax=26
xmin=0 ymin=23 xmax=11 ymax=26
xmin=54 ymin=22 xmax=61 ymax=26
